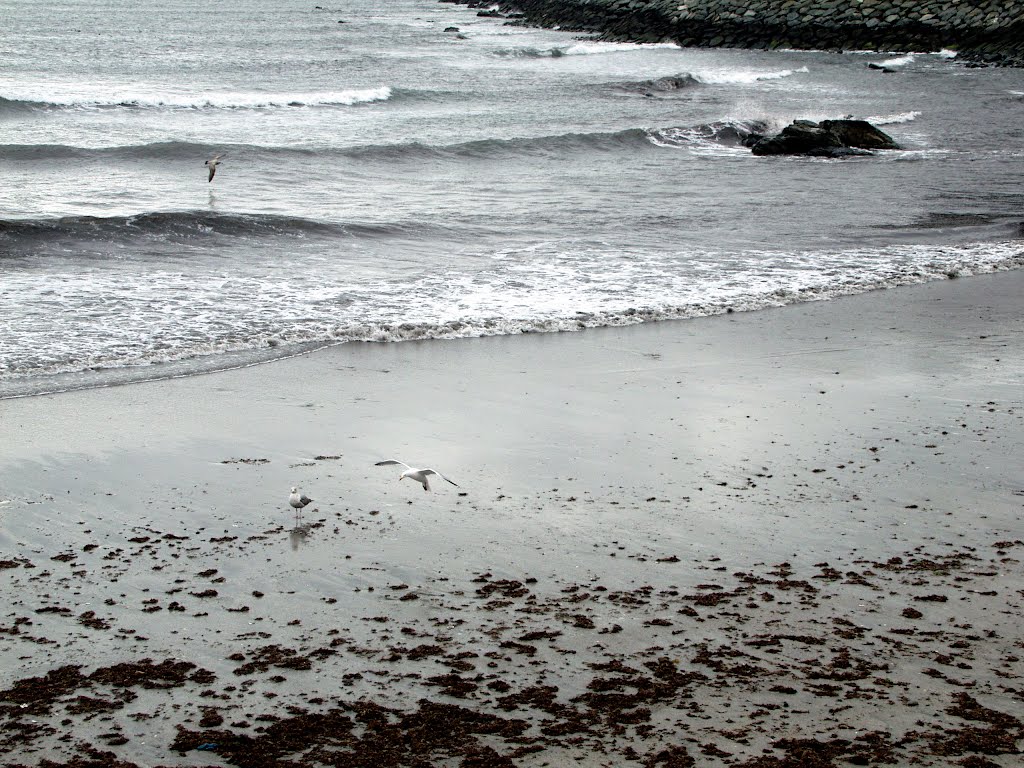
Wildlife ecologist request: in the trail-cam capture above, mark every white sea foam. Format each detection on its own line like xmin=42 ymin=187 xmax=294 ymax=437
xmin=693 ymin=66 xmax=808 ymax=85
xmin=562 ymin=41 xmax=680 ymax=55
xmin=862 ymin=111 xmax=921 ymax=125
xmin=880 ymin=55 xmax=915 ymax=67
xmin=3 ymin=241 xmax=1021 ymax=393
xmin=644 ymin=121 xmax=765 ymax=155
xmin=496 ymin=40 xmax=680 ymax=58
xmin=0 ymin=81 xmax=392 ymax=109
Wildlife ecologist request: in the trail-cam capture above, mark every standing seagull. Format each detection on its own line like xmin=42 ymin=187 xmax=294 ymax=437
xmin=375 ymin=460 xmax=459 ymax=492
xmin=205 ymin=154 xmax=223 ymax=182
xmin=288 ymin=486 xmax=313 ymax=523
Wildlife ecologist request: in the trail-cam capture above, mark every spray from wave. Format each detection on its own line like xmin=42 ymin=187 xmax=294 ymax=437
xmin=493 ymin=40 xmax=679 ymax=58
xmin=692 ymin=66 xmax=809 ymax=85
xmin=879 ymin=54 xmax=915 ymax=67
xmin=862 ymin=111 xmax=921 ymax=125
xmin=645 ymin=120 xmax=770 ymax=151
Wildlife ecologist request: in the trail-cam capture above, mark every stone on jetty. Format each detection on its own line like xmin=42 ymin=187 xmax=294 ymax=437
xmin=440 ymin=0 xmax=1024 ymax=67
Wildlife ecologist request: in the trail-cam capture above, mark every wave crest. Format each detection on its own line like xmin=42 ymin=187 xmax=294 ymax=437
xmin=1 ymin=127 xmax=659 ymax=167
xmin=862 ymin=111 xmax=921 ymax=125
xmin=646 ymin=120 xmax=771 ymax=150
xmin=0 ymin=211 xmax=344 ymax=244
xmin=0 ymin=96 xmax=49 ymax=114
xmin=693 ymin=66 xmax=809 ymax=85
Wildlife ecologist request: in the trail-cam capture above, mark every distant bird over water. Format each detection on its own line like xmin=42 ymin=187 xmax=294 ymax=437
xmin=205 ymin=154 xmax=223 ymax=182
xmin=288 ymin=486 xmax=313 ymax=522
xmin=375 ymin=460 xmax=459 ymax=492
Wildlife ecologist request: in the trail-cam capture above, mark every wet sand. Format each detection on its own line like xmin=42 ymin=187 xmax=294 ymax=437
xmin=1 ymin=271 xmax=1022 ymax=767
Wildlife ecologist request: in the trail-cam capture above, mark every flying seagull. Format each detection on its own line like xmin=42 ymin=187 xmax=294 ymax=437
xmin=375 ymin=460 xmax=459 ymax=492
xmin=205 ymin=154 xmax=223 ymax=182
xmin=288 ymin=486 xmax=313 ymax=522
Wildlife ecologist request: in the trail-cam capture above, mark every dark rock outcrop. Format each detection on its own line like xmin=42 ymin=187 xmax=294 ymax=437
xmin=750 ymin=119 xmax=899 ymax=157
xmin=616 ymin=74 xmax=700 ymax=94
xmin=819 ymin=119 xmax=900 ymax=150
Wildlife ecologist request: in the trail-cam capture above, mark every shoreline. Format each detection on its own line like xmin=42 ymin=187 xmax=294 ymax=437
xmin=2 ymin=272 xmax=1022 ymax=766
xmin=5 ymin=251 xmax=1024 ymax=401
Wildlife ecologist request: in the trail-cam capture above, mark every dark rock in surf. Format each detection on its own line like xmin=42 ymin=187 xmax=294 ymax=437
xmin=867 ymin=63 xmax=896 ymax=73
xmin=819 ymin=119 xmax=899 ymax=150
xmin=750 ymin=118 xmax=899 ymax=156
xmin=750 ymin=120 xmax=840 ymax=155
xmin=617 ymin=74 xmax=700 ymax=96
xmin=645 ymin=74 xmax=699 ymax=91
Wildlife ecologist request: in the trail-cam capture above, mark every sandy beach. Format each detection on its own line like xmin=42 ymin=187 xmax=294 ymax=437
xmin=1 ymin=271 xmax=1022 ymax=767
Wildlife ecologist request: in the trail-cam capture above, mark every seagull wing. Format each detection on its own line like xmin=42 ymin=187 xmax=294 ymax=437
xmin=422 ymin=469 xmax=459 ymax=487
xmin=375 ymin=460 xmax=411 ymax=469
xmin=206 ymin=155 xmax=223 ymax=182
xmin=300 ymin=494 xmax=313 ymax=504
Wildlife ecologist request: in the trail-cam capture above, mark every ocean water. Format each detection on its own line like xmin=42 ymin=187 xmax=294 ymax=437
xmin=1 ymin=0 xmax=1022 ymax=398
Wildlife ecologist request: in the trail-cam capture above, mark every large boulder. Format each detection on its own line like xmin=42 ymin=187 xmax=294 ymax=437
xmin=819 ymin=119 xmax=900 ymax=150
xmin=750 ymin=120 xmax=838 ymax=155
xmin=751 ymin=118 xmax=900 ymax=157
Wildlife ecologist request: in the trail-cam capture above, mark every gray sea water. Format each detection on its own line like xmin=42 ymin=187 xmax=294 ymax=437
xmin=1 ymin=0 xmax=1022 ymax=398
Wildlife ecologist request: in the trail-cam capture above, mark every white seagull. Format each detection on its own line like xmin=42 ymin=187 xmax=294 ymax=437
xmin=375 ymin=460 xmax=459 ymax=492
xmin=288 ymin=486 xmax=313 ymax=521
xmin=205 ymin=154 xmax=223 ymax=182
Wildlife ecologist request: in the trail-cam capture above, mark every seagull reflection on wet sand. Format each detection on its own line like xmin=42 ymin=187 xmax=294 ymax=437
xmin=288 ymin=521 xmax=315 ymax=550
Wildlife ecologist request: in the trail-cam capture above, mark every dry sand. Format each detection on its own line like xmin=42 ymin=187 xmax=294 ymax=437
xmin=1 ymin=271 xmax=1022 ymax=767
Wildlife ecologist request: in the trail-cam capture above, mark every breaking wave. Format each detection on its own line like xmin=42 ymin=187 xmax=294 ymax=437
xmin=879 ymin=55 xmax=915 ymax=67
xmin=645 ymin=120 xmax=771 ymax=150
xmin=0 ymin=87 xmax=393 ymax=112
xmin=0 ymin=211 xmax=444 ymax=249
xmin=692 ymin=66 xmax=809 ymax=85
xmin=493 ymin=40 xmax=679 ymax=57
xmin=0 ymin=211 xmax=340 ymax=242
xmin=863 ymin=111 xmax=921 ymax=125
xmin=3 ymin=240 xmax=1021 ymax=398
xmin=0 ymin=128 xmax=663 ymax=166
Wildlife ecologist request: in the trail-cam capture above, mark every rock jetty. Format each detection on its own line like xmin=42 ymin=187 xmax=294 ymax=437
xmin=440 ymin=0 xmax=1024 ymax=67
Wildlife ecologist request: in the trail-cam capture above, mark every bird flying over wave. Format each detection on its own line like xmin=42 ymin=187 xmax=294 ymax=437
xmin=375 ymin=460 xmax=459 ymax=492
xmin=205 ymin=154 xmax=224 ymax=182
